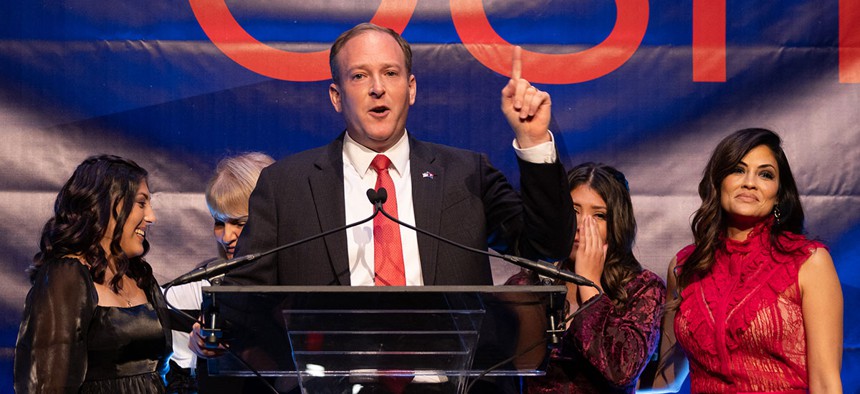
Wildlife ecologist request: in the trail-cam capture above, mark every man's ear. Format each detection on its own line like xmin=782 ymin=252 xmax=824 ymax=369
xmin=329 ymin=83 xmax=342 ymax=112
xmin=408 ymin=74 xmax=416 ymax=106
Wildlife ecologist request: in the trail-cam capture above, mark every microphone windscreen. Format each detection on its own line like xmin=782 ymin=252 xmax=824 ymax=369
xmin=366 ymin=188 xmax=378 ymax=204
xmin=377 ymin=187 xmax=388 ymax=204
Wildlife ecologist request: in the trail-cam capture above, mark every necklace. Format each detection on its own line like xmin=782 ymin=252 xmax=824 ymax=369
xmin=114 ymin=276 xmax=137 ymax=307
xmin=114 ymin=288 xmax=134 ymax=307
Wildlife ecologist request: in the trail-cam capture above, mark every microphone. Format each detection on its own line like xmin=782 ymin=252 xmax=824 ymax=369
xmin=376 ymin=187 xmax=388 ymax=204
xmin=163 ymin=254 xmax=259 ymax=288
xmin=501 ymin=255 xmax=596 ymax=287
xmin=366 ymin=188 xmax=386 ymax=207
xmin=164 ymin=191 xmax=383 ymax=287
xmin=371 ymin=187 xmax=597 ymax=288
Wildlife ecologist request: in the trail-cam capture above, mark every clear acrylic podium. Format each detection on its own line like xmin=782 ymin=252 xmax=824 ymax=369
xmin=202 ymin=285 xmax=566 ymax=393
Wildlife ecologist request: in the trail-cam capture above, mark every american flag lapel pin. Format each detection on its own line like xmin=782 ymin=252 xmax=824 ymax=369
xmin=422 ymin=171 xmax=435 ymax=179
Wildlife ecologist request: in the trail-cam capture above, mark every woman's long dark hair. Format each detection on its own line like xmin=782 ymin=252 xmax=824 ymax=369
xmin=566 ymin=162 xmax=642 ymax=308
xmin=29 ymin=154 xmax=153 ymax=292
xmin=677 ymin=128 xmax=805 ymax=293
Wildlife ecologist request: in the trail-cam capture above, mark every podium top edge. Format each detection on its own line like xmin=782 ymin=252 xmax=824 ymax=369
xmin=201 ymin=285 xmax=566 ymax=294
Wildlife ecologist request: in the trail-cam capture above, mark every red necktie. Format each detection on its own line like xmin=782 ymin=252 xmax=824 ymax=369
xmin=371 ymin=155 xmax=406 ymax=286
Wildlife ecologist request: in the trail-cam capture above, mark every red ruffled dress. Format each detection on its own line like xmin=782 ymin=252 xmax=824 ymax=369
xmin=674 ymin=219 xmax=824 ymax=393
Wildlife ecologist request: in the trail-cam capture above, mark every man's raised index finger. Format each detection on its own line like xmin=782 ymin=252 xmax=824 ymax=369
xmin=511 ymin=45 xmax=522 ymax=80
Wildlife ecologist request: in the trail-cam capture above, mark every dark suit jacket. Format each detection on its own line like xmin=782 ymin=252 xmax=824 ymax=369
xmin=225 ymin=133 xmax=574 ymax=286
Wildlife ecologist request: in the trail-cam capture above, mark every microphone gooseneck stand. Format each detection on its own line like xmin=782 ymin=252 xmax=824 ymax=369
xmin=164 ymin=189 xmax=383 ymax=287
xmin=371 ymin=187 xmax=598 ymax=288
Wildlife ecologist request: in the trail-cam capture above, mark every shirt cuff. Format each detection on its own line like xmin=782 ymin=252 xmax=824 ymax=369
xmin=512 ymin=130 xmax=557 ymax=164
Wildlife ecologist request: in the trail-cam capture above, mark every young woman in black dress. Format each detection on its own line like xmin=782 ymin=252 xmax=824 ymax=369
xmin=15 ymin=155 xmax=171 ymax=393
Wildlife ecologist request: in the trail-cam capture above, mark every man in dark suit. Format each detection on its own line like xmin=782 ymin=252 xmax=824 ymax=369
xmin=190 ymin=24 xmax=574 ymax=392
xmin=219 ymin=23 xmax=574 ymax=287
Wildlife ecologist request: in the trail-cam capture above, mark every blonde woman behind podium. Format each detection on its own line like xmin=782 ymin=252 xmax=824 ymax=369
xmin=164 ymin=152 xmax=274 ymax=394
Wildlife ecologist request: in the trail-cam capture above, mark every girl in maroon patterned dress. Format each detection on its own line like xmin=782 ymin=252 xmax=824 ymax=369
xmin=654 ymin=128 xmax=843 ymax=393
xmin=507 ymin=162 xmax=666 ymax=393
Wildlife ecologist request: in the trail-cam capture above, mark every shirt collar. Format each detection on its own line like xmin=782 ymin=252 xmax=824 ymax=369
xmin=343 ymin=130 xmax=410 ymax=179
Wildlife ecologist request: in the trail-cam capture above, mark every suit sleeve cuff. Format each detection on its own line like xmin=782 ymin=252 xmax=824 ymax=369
xmin=512 ymin=130 xmax=557 ymax=164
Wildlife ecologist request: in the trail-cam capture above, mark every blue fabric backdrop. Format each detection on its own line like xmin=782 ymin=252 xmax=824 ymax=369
xmin=1 ymin=1 xmax=857 ymax=391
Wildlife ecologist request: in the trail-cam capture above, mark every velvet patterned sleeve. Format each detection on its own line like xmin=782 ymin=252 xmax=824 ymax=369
xmin=564 ymin=270 xmax=667 ymax=388
xmin=14 ymin=258 xmax=97 ymax=393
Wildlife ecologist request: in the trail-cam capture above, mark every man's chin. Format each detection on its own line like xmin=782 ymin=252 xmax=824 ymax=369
xmin=353 ymin=130 xmax=404 ymax=151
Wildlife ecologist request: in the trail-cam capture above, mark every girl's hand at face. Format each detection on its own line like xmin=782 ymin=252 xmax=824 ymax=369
xmin=574 ymin=215 xmax=607 ymax=299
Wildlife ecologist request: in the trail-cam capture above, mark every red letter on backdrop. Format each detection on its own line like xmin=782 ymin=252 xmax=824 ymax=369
xmin=692 ymin=0 xmax=726 ymax=82
xmin=450 ymin=0 xmax=649 ymax=84
xmin=189 ymin=0 xmax=416 ymax=81
xmin=841 ymin=0 xmax=860 ymax=83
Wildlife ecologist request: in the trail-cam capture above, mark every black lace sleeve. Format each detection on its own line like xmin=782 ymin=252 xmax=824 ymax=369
xmin=14 ymin=258 xmax=98 ymax=393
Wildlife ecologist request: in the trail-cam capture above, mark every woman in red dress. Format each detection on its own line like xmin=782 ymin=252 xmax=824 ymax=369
xmin=656 ymin=128 xmax=843 ymax=393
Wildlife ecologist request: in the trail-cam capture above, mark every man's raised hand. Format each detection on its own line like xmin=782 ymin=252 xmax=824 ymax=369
xmin=501 ymin=46 xmax=552 ymax=148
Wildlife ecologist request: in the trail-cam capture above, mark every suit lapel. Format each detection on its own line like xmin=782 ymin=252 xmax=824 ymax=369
xmin=409 ymin=137 xmax=443 ymax=285
xmin=309 ymin=136 xmax=350 ymax=285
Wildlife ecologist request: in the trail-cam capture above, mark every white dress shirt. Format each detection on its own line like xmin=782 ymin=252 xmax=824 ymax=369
xmin=342 ymin=130 xmax=557 ymax=286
